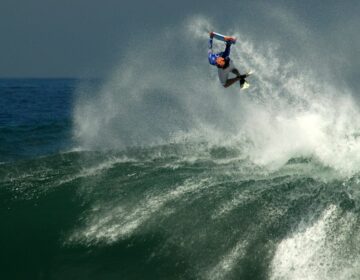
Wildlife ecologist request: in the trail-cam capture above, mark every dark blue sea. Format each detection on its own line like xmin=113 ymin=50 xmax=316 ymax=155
xmin=0 ymin=79 xmax=75 ymax=162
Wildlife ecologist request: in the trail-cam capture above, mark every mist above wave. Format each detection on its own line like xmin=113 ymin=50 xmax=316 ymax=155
xmin=73 ymin=16 xmax=360 ymax=176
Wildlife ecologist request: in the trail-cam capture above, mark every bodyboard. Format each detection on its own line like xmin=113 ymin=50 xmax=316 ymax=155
xmin=211 ymin=32 xmax=236 ymax=44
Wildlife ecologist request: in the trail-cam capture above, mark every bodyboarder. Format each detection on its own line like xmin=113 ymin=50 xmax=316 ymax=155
xmin=208 ymin=32 xmax=249 ymax=89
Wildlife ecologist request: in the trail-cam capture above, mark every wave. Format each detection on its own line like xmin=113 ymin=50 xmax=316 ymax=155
xmin=1 ymin=144 xmax=360 ymax=279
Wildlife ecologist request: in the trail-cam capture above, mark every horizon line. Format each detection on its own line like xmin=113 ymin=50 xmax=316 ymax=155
xmin=0 ymin=77 xmax=102 ymax=80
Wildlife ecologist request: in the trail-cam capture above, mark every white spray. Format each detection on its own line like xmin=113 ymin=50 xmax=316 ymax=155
xmin=73 ymin=15 xmax=360 ymax=176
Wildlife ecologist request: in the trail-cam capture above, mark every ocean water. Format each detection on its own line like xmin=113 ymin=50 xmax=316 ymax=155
xmin=2 ymin=81 xmax=360 ymax=280
xmin=0 ymin=79 xmax=75 ymax=162
xmin=2 ymin=20 xmax=360 ymax=280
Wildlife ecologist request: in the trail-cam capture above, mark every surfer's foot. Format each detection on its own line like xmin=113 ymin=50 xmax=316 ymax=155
xmin=240 ymin=79 xmax=246 ymax=87
xmin=245 ymin=71 xmax=253 ymax=77
xmin=240 ymin=81 xmax=250 ymax=89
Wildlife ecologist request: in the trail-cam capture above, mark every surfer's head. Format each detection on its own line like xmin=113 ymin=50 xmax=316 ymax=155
xmin=216 ymin=57 xmax=225 ymax=68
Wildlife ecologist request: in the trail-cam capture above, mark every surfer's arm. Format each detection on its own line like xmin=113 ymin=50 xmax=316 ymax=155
xmin=208 ymin=31 xmax=215 ymax=55
xmin=222 ymin=42 xmax=231 ymax=58
xmin=208 ymin=37 xmax=217 ymax=65
xmin=208 ymin=32 xmax=214 ymax=50
xmin=208 ymin=38 xmax=213 ymax=54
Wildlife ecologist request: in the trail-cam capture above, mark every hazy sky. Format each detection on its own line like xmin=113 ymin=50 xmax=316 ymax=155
xmin=1 ymin=0 xmax=359 ymax=78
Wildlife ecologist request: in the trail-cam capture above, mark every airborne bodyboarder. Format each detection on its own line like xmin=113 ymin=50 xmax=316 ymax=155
xmin=208 ymin=32 xmax=250 ymax=89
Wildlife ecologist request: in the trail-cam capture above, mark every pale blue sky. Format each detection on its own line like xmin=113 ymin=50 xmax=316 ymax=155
xmin=0 ymin=0 xmax=359 ymax=80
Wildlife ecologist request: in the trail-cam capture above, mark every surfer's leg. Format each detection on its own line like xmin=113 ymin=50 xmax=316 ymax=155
xmin=232 ymin=69 xmax=248 ymax=82
xmin=239 ymin=77 xmax=246 ymax=87
xmin=223 ymin=76 xmax=242 ymax=88
xmin=231 ymin=68 xmax=241 ymax=77
xmin=231 ymin=69 xmax=247 ymax=87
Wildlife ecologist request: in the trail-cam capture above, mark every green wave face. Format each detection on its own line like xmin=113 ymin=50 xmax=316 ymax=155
xmin=1 ymin=143 xmax=359 ymax=280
